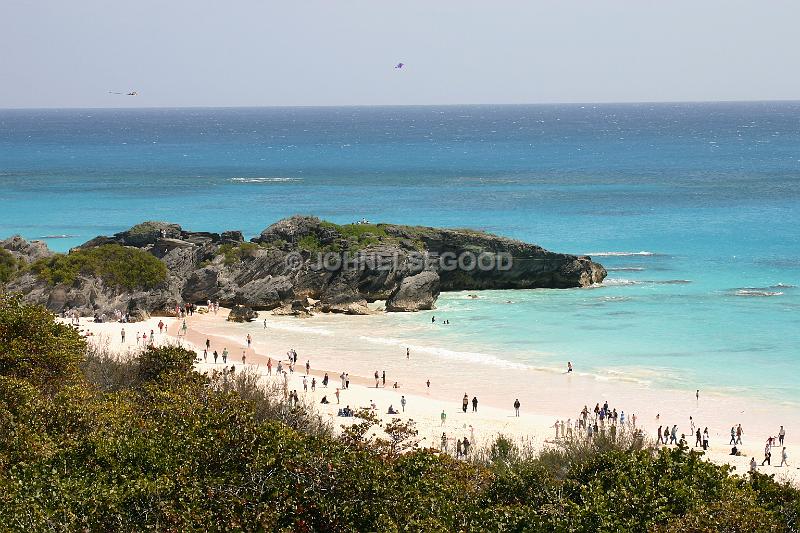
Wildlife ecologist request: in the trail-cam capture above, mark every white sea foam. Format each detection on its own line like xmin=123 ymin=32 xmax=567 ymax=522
xmin=734 ymin=289 xmax=783 ymax=297
xmin=607 ymin=267 xmax=646 ymax=272
xmin=356 ymin=335 xmax=530 ymax=370
xmin=600 ymin=278 xmax=639 ymax=286
xmin=229 ymin=177 xmax=303 ymax=183
xmin=39 ymin=234 xmax=77 ymax=239
xmin=585 ymin=251 xmax=658 ymax=257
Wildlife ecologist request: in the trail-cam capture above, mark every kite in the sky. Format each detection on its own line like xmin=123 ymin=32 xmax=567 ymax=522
xmin=394 ymin=63 xmax=404 ymax=69
xmin=109 ymin=91 xmax=138 ymax=96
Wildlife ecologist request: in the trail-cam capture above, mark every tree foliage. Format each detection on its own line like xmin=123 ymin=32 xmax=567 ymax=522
xmin=31 ymin=244 xmax=167 ymax=290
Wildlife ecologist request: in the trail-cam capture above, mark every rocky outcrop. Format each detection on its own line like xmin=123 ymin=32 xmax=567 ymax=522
xmin=227 ymin=305 xmax=258 ymax=322
xmin=2 ymin=216 xmax=606 ymax=319
xmin=386 ymin=271 xmax=440 ymax=312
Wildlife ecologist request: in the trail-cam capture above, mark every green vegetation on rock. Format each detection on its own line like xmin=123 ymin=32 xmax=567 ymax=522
xmin=1 ymin=294 xmax=798 ymax=531
xmin=0 ymin=249 xmax=21 ymax=283
xmin=31 ymin=244 xmax=166 ymax=290
xmin=217 ymin=242 xmax=261 ymax=265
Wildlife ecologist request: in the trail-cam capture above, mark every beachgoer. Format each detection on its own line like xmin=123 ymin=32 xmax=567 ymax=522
xmin=514 ymin=399 xmax=520 ymax=417
xmin=213 ymin=350 xmax=218 ymax=363
xmin=462 ymin=394 xmax=469 ymax=413
xmin=345 ymin=374 xmax=350 ymax=389
xmin=441 ymin=410 xmax=446 ymax=426
xmin=382 ymin=370 xmax=386 ymax=386
xmin=222 ymin=348 xmax=228 ymax=363
xmin=401 ymin=395 xmax=406 ymax=412
xmin=303 ymin=376 xmax=307 ymax=392
xmin=761 ymin=444 xmax=771 ymax=466
xmin=441 ymin=432 xmax=447 ymax=452
xmin=463 ymin=437 xmax=470 ymax=456
xmin=311 ymin=377 xmax=316 ymax=391
xmin=567 ymin=361 xmax=573 ymax=373
xmin=120 ymin=328 xmax=126 ymax=343
xmin=158 ymin=320 xmax=164 ymax=333
xmin=263 ymin=318 xmax=267 ymax=329
xmin=750 ymin=457 xmax=757 ymax=472
xmin=242 ymin=351 xmax=246 ymax=364
xmin=246 ymin=333 xmax=251 ymax=348
xmin=456 ymin=439 xmax=463 ymax=458
xmin=406 ymin=347 xmax=410 ymax=359
xmin=736 ymin=424 xmax=743 ymax=445
xmin=780 ymin=447 xmax=789 ymax=467
xmin=335 ymin=388 xmax=340 ymax=404
xmin=426 ymin=379 xmax=430 ymax=389
xmin=267 ymin=358 xmax=273 ymax=375
xmin=320 ymin=396 xmax=329 ymax=404
xmin=323 ymin=372 xmax=328 ymax=387
xmin=729 ymin=426 xmax=736 ymax=445
xmin=695 ymin=428 xmax=702 ymax=447
xmin=472 ymin=396 xmax=478 ymax=412
xmin=306 ymin=360 xmax=310 ymax=375
xmin=205 ymin=338 xmax=210 ymax=350
xmin=203 ymin=349 xmax=207 ymax=362
xmin=779 ymin=426 xmax=786 ymax=446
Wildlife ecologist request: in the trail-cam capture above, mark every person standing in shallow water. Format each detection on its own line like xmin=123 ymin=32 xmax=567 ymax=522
xmin=514 ymin=399 xmax=521 ymax=417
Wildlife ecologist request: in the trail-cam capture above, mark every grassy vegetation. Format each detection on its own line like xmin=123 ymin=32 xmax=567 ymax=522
xmin=1 ymin=294 xmax=798 ymax=531
xmin=216 ymin=242 xmax=262 ymax=265
xmin=0 ymin=249 xmax=22 ymax=283
xmin=31 ymin=244 xmax=166 ymax=290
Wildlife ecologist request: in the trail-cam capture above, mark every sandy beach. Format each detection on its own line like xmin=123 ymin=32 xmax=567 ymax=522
xmin=70 ymin=307 xmax=800 ymax=486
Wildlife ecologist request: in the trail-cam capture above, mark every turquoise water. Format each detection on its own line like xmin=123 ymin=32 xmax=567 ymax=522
xmin=1 ymin=103 xmax=799 ymax=402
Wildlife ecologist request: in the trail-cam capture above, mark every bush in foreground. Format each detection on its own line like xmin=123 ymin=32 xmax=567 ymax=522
xmin=0 ymin=294 xmax=798 ymax=531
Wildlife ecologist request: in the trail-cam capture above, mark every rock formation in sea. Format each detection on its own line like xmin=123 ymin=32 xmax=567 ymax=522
xmin=1 ymin=216 xmax=606 ymax=320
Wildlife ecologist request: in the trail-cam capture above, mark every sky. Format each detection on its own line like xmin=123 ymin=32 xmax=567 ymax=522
xmin=1 ymin=0 xmax=799 ymax=108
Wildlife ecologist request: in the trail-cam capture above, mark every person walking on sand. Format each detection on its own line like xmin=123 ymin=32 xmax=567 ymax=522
xmin=246 ymin=333 xmax=252 ymax=349
xmin=267 ymin=358 xmax=272 ymax=375
xmin=695 ymin=428 xmax=702 ymax=448
xmin=303 ymin=376 xmax=308 ymax=392
xmin=761 ymin=443 xmax=771 ymax=466
xmin=750 ymin=457 xmax=758 ymax=473
xmin=158 ymin=320 xmax=164 ymax=334
xmin=306 ymin=360 xmax=310 ymax=375
xmin=382 ymin=370 xmax=386 ymax=386
xmin=222 ymin=348 xmax=228 ymax=364
xmin=335 ymin=388 xmax=340 ymax=404
xmin=729 ymin=426 xmax=736 ymax=445
xmin=181 ymin=320 xmax=187 ymax=336
xmin=736 ymin=424 xmax=743 ymax=445
xmin=780 ymin=447 xmax=789 ymax=467
xmin=462 ymin=394 xmax=469 ymax=413
xmin=779 ymin=426 xmax=786 ymax=446
xmin=323 ymin=372 xmax=328 ymax=387
xmin=263 ymin=318 xmax=267 ymax=329
xmin=401 ymin=395 xmax=406 ymax=412
xmin=203 ymin=349 xmax=208 ymax=362
xmin=345 ymin=374 xmax=350 ymax=389
xmin=311 ymin=377 xmax=316 ymax=391
xmin=242 ymin=351 xmax=246 ymax=365
xmin=441 ymin=432 xmax=447 ymax=452
xmin=213 ymin=350 xmax=218 ymax=364
xmin=567 ymin=361 xmax=573 ymax=373
xmin=205 ymin=338 xmax=211 ymax=351
xmin=514 ymin=399 xmax=521 ymax=417
xmin=441 ymin=410 xmax=446 ymax=426
xmin=472 ymin=396 xmax=478 ymax=412
xmin=120 ymin=327 xmax=126 ymax=344
xmin=426 ymin=379 xmax=430 ymax=389
xmin=406 ymin=347 xmax=410 ymax=359
xmin=375 ymin=371 xmax=380 ymax=388
xmin=703 ymin=427 xmax=710 ymax=450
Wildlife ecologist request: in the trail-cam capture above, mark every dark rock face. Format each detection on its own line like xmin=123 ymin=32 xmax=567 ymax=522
xmin=227 ymin=305 xmax=258 ymax=322
xmin=2 ymin=217 xmax=606 ymax=318
xmin=386 ymin=271 xmax=440 ymax=312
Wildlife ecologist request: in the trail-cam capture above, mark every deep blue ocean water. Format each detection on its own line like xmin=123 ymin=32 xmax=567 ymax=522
xmin=1 ymin=103 xmax=799 ymax=402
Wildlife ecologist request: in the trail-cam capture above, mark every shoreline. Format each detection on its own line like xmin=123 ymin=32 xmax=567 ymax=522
xmin=70 ymin=308 xmax=800 ymax=486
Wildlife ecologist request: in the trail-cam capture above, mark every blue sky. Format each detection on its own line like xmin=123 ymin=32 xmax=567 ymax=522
xmin=1 ymin=0 xmax=798 ymax=108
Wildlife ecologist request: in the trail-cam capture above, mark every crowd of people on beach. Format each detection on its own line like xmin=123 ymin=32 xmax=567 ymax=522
xmin=95 ymin=302 xmax=792 ymax=475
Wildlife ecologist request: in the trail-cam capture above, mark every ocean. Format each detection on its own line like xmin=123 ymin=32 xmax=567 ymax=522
xmin=1 ymin=103 xmax=799 ymax=403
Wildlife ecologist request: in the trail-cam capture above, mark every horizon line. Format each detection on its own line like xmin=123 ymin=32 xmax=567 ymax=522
xmin=1 ymin=97 xmax=799 ymax=112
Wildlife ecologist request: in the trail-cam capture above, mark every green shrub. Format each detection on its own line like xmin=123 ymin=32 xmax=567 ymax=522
xmin=217 ymin=242 xmax=261 ymax=265
xmin=31 ymin=244 xmax=166 ymax=290
xmin=0 ymin=249 xmax=19 ymax=283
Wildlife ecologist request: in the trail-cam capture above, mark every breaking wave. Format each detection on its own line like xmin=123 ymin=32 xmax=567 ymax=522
xmin=229 ymin=177 xmax=303 ymax=183
xmin=585 ymin=251 xmax=659 ymax=257
xmin=734 ymin=289 xmax=783 ymax=297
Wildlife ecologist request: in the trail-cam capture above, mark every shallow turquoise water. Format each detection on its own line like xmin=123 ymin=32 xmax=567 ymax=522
xmin=1 ymin=103 xmax=798 ymax=402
